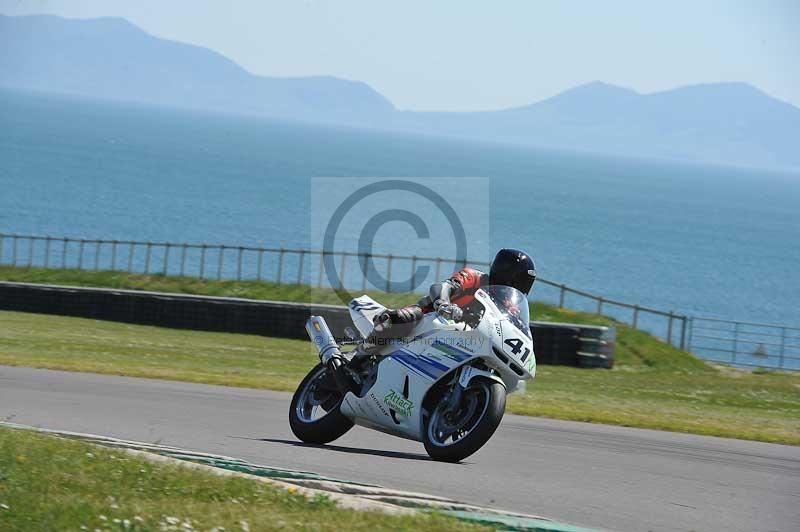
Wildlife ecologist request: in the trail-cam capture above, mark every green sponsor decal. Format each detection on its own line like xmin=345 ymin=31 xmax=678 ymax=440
xmin=384 ymin=390 xmax=413 ymax=417
xmin=431 ymin=342 xmax=465 ymax=361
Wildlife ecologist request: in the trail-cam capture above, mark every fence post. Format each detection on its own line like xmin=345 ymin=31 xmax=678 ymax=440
xmin=237 ymin=246 xmax=244 ymax=281
xmin=11 ymin=234 xmax=18 ymax=266
xmin=180 ymin=244 xmax=188 ymax=277
xmin=667 ymin=311 xmax=674 ymax=345
xmin=317 ymin=252 xmax=324 ymax=287
xmin=679 ymin=316 xmax=687 ymax=350
xmin=632 ymin=305 xmax=639 ymax=329
xmin=257 ymin=249 xmax=264 ymax=281
xmin=297 ymin=250 xmax=305 ymax=285
xmin=110 ymin=240 xmax=118 ymax=271
xmin=0 ymin=233 xmax=4 ymax=264
xmin=732 ymin=322 xmax=740 ymax=364
xmin=386 ymin=254 xmax=393 ymax=292
xmin=127 ymin=242 xmax=135 ymax=272
xmin=435 ymin=257 xmax=442 ymax=283
xmin=217 ymin=245 xmax=224 ymax=280
xmin=62 ymin=238 xmax=69 ymax=269
xmin=27 ymin=236 xmax=35 ymax=266
xmin=144 ymin=242 xmax=152 ymax=274
xmin=597 ymin=297 xmax=604 ymax=315
xmin=163 ymin=243 xmax=171 ymax=275
xmin=78 ymin=239 xmax=85 ymax=270
xmin=686 ymin=317 xmax=694 ymax=351
xmin=410 ymin=255 xmax=417 ymax=292
xmin=779 ymin=327 xmax=786 ymax=369
xmin=338 ymin=252 xmax=347 ymax=289
xmin=277 ymin=247 xmax=285 ymax=284
xmin=361 ymin=253 xmax=368 ymax=291
xmin=93 ymin=240 xmax=101 ymax=271
xmin=559 ymin=284 xmax=566 ymax=308
xmin=44 ymin=236 xmax=52 ymax=268
xmin=199 ymin=245 xmax=207 ymax=279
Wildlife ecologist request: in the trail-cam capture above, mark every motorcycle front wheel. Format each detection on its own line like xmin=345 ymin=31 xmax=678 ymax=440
xmin=289 ymin=363 xmax=354 ymax=444
xmin=423 ymin=378 xmax=506 ymax=462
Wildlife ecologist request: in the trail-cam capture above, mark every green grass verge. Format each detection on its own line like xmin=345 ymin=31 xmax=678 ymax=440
xmin=0 ymin=426 xmax=485 ymax=531
xmin=1 ymin=310 xmax=798 ymax=445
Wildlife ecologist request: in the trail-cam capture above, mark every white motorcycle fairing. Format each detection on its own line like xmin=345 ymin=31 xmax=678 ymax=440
xmin=339 ymin=288 xmax=535 ymax=441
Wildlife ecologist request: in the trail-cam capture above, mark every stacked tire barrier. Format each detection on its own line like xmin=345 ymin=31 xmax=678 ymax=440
xmin=530 ymin=321 xmax=615 ymax=369
xmin=0 ymin=282 xmax=614 ymax=368
xmin=0 ymin=281 xmax=351 ymax=340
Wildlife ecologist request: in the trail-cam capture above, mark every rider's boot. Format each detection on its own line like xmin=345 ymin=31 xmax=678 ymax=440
xmin=337 ymin=306 xmax=424 ymax=385
xmin=347 ymin=314 xmax=391 ymax=363
xmin=347 ymin=337 xmax=381 ymax=366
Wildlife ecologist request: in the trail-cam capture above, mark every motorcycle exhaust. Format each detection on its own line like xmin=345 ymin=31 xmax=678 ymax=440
xmin=305 ymin=316 xmax=343 ymax=364
xmin=305 ymin=316 xmax=355 ymax=394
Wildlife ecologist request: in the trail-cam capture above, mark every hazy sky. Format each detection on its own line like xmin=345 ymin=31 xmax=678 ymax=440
xmin=2 ymin=0 xmax=798 ymax=111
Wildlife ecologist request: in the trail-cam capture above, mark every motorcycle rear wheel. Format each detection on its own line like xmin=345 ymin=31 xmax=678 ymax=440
xmin=423 ymin=378 xmax=506 ymax=462
xmin=289 ymin=363 xmax=354 ymax=444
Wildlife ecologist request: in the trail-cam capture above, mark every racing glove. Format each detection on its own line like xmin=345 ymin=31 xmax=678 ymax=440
xmin=372 ymin=311 xmax=392 ymax=333
xmin=372 ymin=305 xmax=423 ymax=332
xmin=436 ymin=302 xmax=463 ymax=322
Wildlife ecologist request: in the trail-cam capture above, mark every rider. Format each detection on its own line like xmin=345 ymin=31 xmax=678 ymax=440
xmin=367 ymin=248 xmax=537 ymax=346
xmin=326 ymin=249 xmax=536 ymax=392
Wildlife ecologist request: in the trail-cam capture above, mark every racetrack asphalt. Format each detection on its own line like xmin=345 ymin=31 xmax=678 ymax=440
xmin=1 ymin=365 xmax=797 ymax=532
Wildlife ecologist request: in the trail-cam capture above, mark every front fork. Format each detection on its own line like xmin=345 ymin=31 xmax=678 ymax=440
xmin=444 ymin=366 xmax=467 ymax=412
xmin=449 ymin=364 xmax=505 ymax=407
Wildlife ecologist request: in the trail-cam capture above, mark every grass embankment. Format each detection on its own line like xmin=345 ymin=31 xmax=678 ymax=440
xmin=0 ymin=427 xmax=483 ymax=531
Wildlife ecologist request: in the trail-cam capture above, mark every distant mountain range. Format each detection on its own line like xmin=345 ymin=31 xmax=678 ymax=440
xmin=0 ymin=15 xmax=394 ymax=125
xmin=2 ymin=14 xmax=799 ymax=171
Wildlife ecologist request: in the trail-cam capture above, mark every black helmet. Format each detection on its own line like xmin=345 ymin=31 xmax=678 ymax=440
xmin=489 ymin=248 xmax=537 ymax=295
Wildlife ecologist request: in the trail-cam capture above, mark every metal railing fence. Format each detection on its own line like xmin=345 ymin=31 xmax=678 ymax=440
xmin=1 ymin=231 xmax=795 ymax=370
xmin=687 ymin=317 xmax=800 ymax=370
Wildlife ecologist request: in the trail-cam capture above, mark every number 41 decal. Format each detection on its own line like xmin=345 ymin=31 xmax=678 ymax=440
xmin=504 ymin=338 xmax=531 ymax=363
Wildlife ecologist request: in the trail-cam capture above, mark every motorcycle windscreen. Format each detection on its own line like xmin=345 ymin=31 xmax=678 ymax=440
xmin=481 ymin=285 xmax=531 ymax=338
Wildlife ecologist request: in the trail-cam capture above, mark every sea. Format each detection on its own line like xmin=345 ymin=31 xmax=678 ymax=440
xmin=2 ymin=88 xmax=799 ymax=338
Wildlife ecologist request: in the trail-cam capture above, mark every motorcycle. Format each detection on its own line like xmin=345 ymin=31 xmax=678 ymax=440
xmin=289 ymin=285 xmax=536 ymax=462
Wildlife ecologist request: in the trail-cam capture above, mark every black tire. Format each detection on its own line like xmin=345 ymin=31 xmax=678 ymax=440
xmin=423 ymin=378 xmax=506 ymax=462
xmin=289 ymin=364 xmax=354 ymax=444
